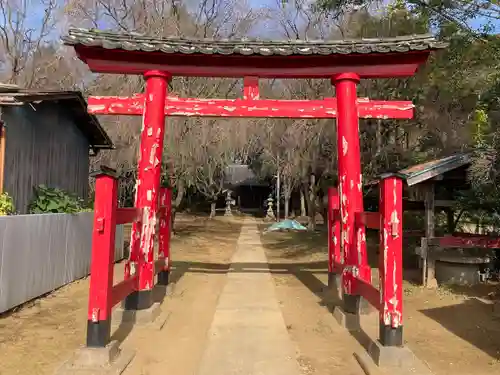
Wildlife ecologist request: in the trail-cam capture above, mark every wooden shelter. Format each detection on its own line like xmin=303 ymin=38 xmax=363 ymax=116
xmin=0 ymin=85 xmax=113 ymax=213
xmin=369 ymin=152 xmax=478 ymax=286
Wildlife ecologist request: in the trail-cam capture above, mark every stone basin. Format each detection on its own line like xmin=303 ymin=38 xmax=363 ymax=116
xmin=435 ymin=248 xmax=494 ymax=286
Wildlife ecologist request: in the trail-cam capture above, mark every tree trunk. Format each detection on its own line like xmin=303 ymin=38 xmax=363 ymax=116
xmin=284 ymin=193 xmax=291 ymax=218
xmin=210 ymin=202 xmax=216 ymax=218
xmin=446 ymin=209 xmax=455 ymax=234
xmin=300 ymin=189 xmax=306 ymax=217
xmin=376 ymin=120 xmax=382 ymax=154
xmin=171 ymin=180 xmax=185 ymax=235
xmin=308 ymin=174 xmax=316 ymax=231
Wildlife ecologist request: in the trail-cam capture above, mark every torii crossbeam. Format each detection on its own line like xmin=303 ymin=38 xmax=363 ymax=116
xmin=88 ymin=94 xmax=414 ymax=119
xmin=88 ymin=75 xmax=413 ymax=119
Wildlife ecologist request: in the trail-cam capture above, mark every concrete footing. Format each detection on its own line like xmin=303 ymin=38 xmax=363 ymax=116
xmin=326 ymin=273 xmax=342 ymax=300
xmin=113 ymin=302 xmax=162 ymax=325
xmin=333 ymin=301 xmax=377 ymax=331
xmin=333 ymin=306 xmax=361 ymax=331
xmin=55 ymin=340 xmax=135 ymax=375
xmin=353 ymin=340 xmax=433 ymax=375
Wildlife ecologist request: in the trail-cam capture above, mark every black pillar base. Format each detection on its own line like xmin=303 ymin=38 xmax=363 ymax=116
xmin=379 ymin=324 xmax=403 ymax=347
xmin=123 ymin=289 xmax=154 ymax=311
xmin=86 ymin=319 xmax=111 ymax=348
xmin=343 ymin=294 xmax=361 ymax=315
xmin=157 ymin=270 xmax=169 ymax=286
xmin=328 ymin=272 xmax=336 ymax=288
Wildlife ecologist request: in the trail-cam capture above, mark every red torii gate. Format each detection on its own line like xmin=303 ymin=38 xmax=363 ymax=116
xmin=62 ymin=29 xmax=445 ymax=361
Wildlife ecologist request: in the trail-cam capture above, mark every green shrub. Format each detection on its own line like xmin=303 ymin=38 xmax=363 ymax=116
xmin=28 ymin=185 xmax=90 ymax=214
xmin=0 ymin=192 xmax=15 ymax=215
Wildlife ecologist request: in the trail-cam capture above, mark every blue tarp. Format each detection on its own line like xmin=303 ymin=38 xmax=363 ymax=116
xmin=264 ymin=219 xmax=307 ymax=233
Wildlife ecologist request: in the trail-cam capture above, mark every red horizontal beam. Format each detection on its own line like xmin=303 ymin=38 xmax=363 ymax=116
xmin=356 ymin=212 xmax=380 ymax=230
xmin=333 ymin=261 xmax=380 ymax=309
xmin=111 ymin=276 xmax=138 ymax=307
xmin=116 ymin=207 xmax=142 ymax=225
xmin=88 ymin=95 xmax=414 ymax=119
xmin=357 ymin=279 xmax=380 ymax=310
xmin=430 ymin=235 xmax=500 ymax=249
xmin=76 ymin=45 xmax=430 ymax=78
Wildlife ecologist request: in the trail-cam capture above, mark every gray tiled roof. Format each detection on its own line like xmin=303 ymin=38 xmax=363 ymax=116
xmin=224 ymin=164 xmax=264 ymax=187
xmin=62 ymin=28 xmax=447 ymax=56
xmin=0 ymin=86 xmax=113 ymax=150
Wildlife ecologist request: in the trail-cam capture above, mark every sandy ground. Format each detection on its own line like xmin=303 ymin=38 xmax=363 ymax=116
xmin=260 ymin=241 xmax=366 ymax=375
xmin=0 ymin=215 xmax=241 ymax=375
xmin=2 ymin=215 xmax=498 ymax=375
xmin=260 ymin=227 xmax=500 ymax=375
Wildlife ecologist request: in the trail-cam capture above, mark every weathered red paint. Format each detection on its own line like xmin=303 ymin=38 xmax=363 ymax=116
xmin=158 ymin=187 xmax=172 ymax=272
xmin=243 ymin=76 xmax=260 ymax=100
xmin=116 ymin=207 xmax=142 ymax=225
xmin=87 ymin=95 xmax=414 ymax=119
xmin=333 ymin=73 xmax=371 ymax=296
xmin=355 ymin=212 xmax=381 ymax=230
xmin=379 ymin=176 xmax=403 ymax=329
xmin=87 ymin=173 xmax=118 ymax=322
xmin=327 ymin=187 xmax=341 ymax=273
xmin=357 ymin=279 xmax=380 ymax=310
xmin=74 ymin=45 xmax=431 ymax=78
xmin=430 ymin=235 xmax=500 ymax=249
xmin=125 ymin=71 xmax=170 ymax=293
xmin=111 ymin=276 xmax=138 ymax=307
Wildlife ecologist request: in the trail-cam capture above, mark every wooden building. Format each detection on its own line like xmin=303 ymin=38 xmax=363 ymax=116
xmin=223 ymin=163 xmax=270 ymax=212
xmin=0 ymin=85 xmax=113 ymax=213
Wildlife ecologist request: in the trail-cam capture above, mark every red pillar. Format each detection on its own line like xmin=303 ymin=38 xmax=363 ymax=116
xmin=87 ymin=169 xmax=118 ymax=347
xmin=379 ymin=175 xmax=403 ymax=346
xmin=158 ymin=187 xmax=172 ymax=285
xmin=332 ymin=73 xmax=370 ymax=314
xmin=327 ymin=187 xmax=341 ymax=287
xmin=124 ymin=71 xmax=170 ymax=310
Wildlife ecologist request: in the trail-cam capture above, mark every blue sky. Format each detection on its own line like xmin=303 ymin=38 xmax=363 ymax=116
xmin=24 ymin=0 xmax=500 ymax=40
xmin=248 ymin=0 xmax=500 ymax=34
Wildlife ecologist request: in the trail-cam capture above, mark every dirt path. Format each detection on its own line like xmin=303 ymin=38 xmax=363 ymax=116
xmin=0 ymin=215 xmax=241 ymax=375
xmin=260 ymin=228 xmax=500 ymax=375
xmin=260 ymin=227 xmax=365 ymax=375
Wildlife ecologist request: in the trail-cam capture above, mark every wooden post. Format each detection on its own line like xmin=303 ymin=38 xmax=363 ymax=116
xmin=423 ymin=183 xmax=436 ymax=288
xmin=158 ymin=187 xmax=172 ymax=285
xmin=124 ymin=70 xmax=170 ymax=310
xmin=327 ymin=187 xmax=341 ymax=288
xmin=446 ymin=208 xmax=455 ymax=234
xmin=86 ymin=169 xmax=118 ymax=348
xmin=379 ymin=175 xmax=403 ymax=346
xmin=332 ymin=73 xmax=371 ymax=315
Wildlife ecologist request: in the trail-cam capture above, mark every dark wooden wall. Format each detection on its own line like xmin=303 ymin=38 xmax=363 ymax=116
xmin=2 ymin=102 xmax=90 ymax=213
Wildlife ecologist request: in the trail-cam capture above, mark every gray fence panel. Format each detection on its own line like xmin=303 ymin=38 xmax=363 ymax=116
xmin=0 ymin=213 xmax=125 ymax=313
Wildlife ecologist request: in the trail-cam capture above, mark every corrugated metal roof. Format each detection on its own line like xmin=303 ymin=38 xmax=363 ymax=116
xmin=0 ymin=87 xmax=113 ymax=150
xmin=399 ymin=153 xmax=471 ymax=186
xmin=62 ymin=28 xmax=447 ymax=56
xmin=371 ymin=153 xmax=471 ymax=186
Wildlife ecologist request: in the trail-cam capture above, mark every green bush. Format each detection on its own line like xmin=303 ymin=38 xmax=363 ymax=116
xmin=0 ymin=192 xmax=15 ymax=215
xmin=28 ymin=185 xmax=90 ymax=214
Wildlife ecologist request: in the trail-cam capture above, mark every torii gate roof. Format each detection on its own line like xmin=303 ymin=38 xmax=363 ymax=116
xmin=62 ymin=29 xmax=447 ymax=79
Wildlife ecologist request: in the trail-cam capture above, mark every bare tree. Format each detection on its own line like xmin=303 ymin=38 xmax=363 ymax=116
xmin=0 ymin=0 xmax=61 ymax=86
